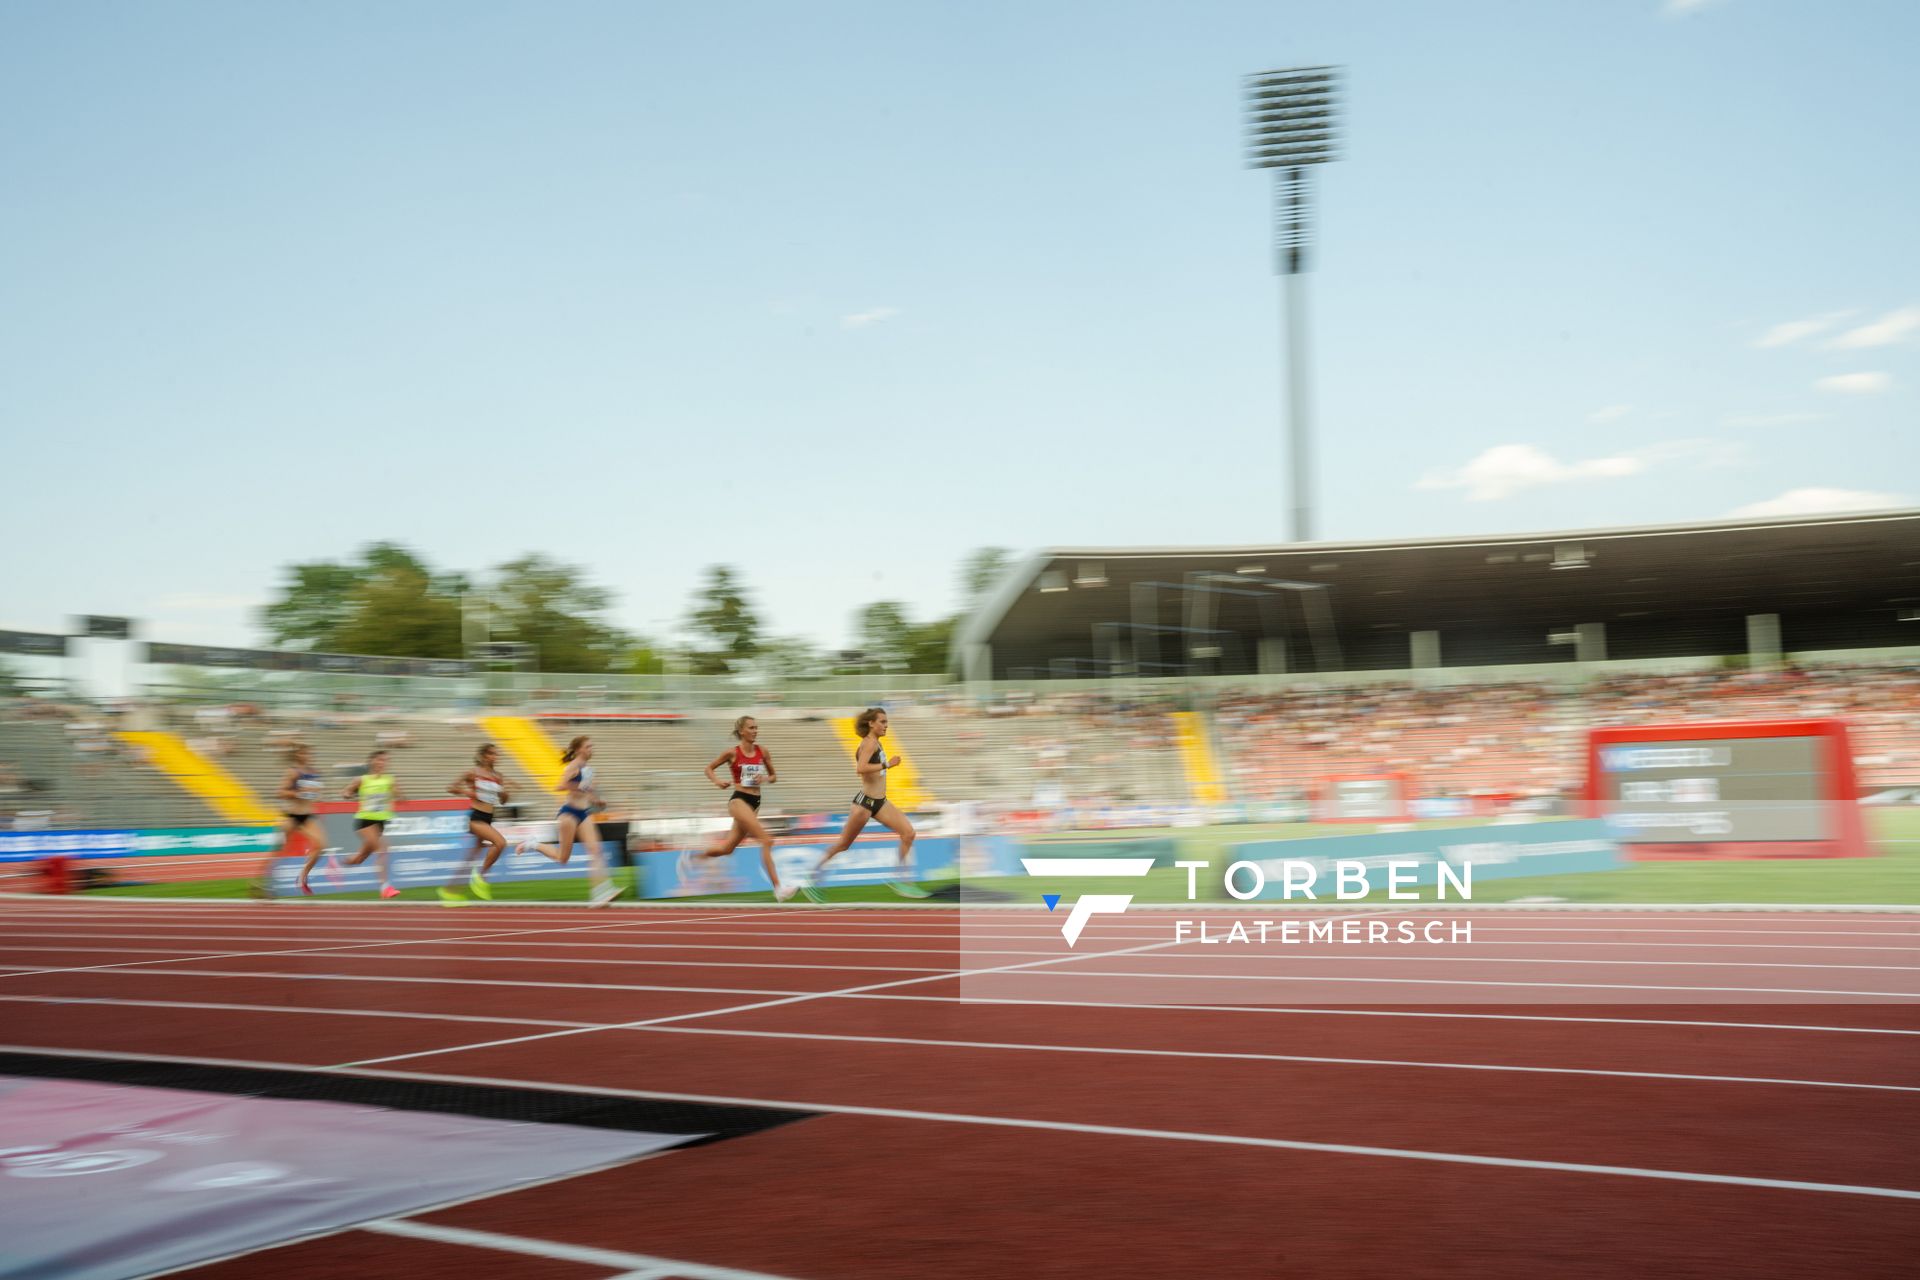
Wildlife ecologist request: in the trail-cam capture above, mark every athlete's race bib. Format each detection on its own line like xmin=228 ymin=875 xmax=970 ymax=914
xmin=738 ymin=764 xmax=768 ymax=787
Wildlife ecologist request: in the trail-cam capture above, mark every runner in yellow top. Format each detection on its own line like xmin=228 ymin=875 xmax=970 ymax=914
xmin=342 ymin=749 xmax=402 ymax=900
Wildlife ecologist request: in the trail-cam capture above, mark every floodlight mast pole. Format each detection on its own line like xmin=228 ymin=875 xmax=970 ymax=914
xmin=1246 ymin=66 xmax=1342 ymax=545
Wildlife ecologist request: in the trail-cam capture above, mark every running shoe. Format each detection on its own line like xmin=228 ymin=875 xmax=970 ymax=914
xmin=800 ymin=882 xmax=828 ymax=903
xmin=469 ymin=869 xmax=493 ymax=901
xmin=438 ymin=886 xmax=467 ymax=907
xmin=775 ymin=881 xmax=799 ymax=902
xmin=321 ymin=852 xmax=344 ymax=887
xmin=297 ymin=879 xmax=313 ymax=896
xmin=588 ymin=880 xmax=624 ymax=908
xmin=887 ymin=880 xmax=931 ymax=899
xmin=380 ymin=883 xmax=401 ymax=900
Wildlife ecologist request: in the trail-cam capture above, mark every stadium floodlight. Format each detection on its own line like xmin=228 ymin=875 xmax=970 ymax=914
xmin=1245 ymin=65 xmax=1343 ymax=544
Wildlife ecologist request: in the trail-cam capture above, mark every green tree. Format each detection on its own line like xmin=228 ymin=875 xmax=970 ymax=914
xmin=261 ymin=561 xmax=367 ymax=651
xmin=756 ymin=635 xmax=823 ymax=679
xmin=489 ymin=555 xmax=630 ymax=673
xmin=961 ymin=546 xmax=1013 ymax=606
xmin=330 ymin=561 xmax=464 ymax=659
xmin=260 ymin=543 xmax=465 ymax=657
xmin=855 ymin=601 xmax=914 ymax=670
xmin=626 ymin=638 xmax=668 ymax=676
xmin=261 ymin=544 xmax=630 ymax=670
xmin=687 ymin=566 xmax=762 ymax=674
xmin=854 ymin=601 xmax=957 ymax=674
xmin=904 ymin=616 xmax=957 ymax=673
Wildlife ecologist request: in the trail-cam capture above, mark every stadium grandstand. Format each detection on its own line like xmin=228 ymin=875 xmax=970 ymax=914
xmin=3 ymin=510 xmax=1918 ymax=846
xmin=954 ymin=508 xmax=1920 ymax=679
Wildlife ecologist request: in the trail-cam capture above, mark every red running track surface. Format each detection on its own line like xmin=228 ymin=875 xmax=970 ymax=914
xmin=1 ymin=897 xmax=1917 ymax=1278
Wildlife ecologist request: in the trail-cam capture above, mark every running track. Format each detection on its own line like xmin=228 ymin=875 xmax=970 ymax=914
xmin=2 ymin=898 xmax=1918 ymax=1278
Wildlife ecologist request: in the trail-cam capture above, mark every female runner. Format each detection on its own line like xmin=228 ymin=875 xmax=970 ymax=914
xmin=515 ymin=735 xmax=623 ymax=907
xmin=445 ymin=742 xmax=513 ymax=904
xmin=809 ymin=707 xmax=927 ymax=900
xmin=683 ymin=715 xmax=790 ymax=900
xmin=341 ymin=749 xmax=403 ymax=899
xmin=270 ymin=744 xmax=330 ymax=897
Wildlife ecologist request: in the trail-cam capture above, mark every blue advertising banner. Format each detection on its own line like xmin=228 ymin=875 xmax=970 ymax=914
xmin=1232 ymin=819 xmax=1622 ymax=900
xmin=639 ymin=835 xmax=964 ymax=898
xmin=0 ymin=827 xmax=280 ymax=863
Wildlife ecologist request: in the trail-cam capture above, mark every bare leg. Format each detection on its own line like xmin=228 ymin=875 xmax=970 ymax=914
xmin=527 ymin=814 xmax=580 ymax=865
xmin=476 ymin=823 xmax=510 ymax=875
xmin=290 ymin=819 xmax=329 ymax=892
xmin=874 ymin=802 xmax=917 ymax=868
xmin=872 ymin=802 xmax=926 ymax=896
xmin=699 ymin=823 xmax=749 ymax=860
xmin=577 ymin=816 xmax=609 ymax=886
xmin=345 ymin=829 xmax=379 ymax=866
xmin=815 ymin=806 xmax=872 ymax=869
xmin=721 ymin=800 xmax=778 ymax=889
xmin=264 ymin=816 xmax=301 ymax=889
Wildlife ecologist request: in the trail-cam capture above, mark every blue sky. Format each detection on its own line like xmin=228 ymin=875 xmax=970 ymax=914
xmin=1 ymin=0 xmax=1913 ymax=652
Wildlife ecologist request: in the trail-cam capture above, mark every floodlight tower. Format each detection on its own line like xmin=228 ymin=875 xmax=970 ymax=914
xmin=1245 ymin=66 xmax=1342 ymax=544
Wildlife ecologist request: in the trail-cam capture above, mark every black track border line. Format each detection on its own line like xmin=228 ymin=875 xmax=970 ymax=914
xmin=0 ymin=1050 xmax=813 ymax=1148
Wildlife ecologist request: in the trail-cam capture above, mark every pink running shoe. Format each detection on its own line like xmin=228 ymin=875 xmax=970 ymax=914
xmin=380 ymin=884 xmax=401 ymax=900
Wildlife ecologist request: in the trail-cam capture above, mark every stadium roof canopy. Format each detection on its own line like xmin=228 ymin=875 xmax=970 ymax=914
xmin=956 ymin=509 xmax=1920 ymax=680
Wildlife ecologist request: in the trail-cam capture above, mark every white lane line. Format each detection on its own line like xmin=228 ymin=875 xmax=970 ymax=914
xmin=619 ymin=1023 xmax=1920 ymax=1094
xmin=9 ymin=1044 xmax=1916 ymax=1204
xmin=0 ymin=946 xmax=960 ymax=976
xmin=0 ymin=994 xmax=590 ymax=1030
xmin=318 ymin=1074 xmax=1920 ymax=1204
xmin=0 ymin=932 xmax=1009 ymax=957
xmin=1011 ymin=969 xmax=1920 ymax=999
xmin=362 ymin=1219 xmax=799 ymax=1280
xmin=17 ymin=925 xmax=1920 ymax=958
xmin=0 ymin=909 xmax=798 ymax=980
xmin=8 ymin=992 xmax=1913 ymax=1094
xmin=331 ymin=915 xmax=1422 ymax=1071
xmin=336 ymin=927 xmax=1206 ymax=1069
xmin=1111 ymin=954 xmax=1920 ymax=972
xmin=20 ymin=943 xmax=1920 ymax=989
xmin=11 ymin=895 xmax=1917 ymax=922
xmin=9 ymin=917 xmax=1920 ymax=947
xmin=333 ymin=909 xmax=1416 ymax=1069
xmin=5 ymin=967 xmax=813 ymax=999
xmin=18 ymin=964 xmax=1920 ymax=1037
xmin=11 ymin=909 xmax=1920 ymax=951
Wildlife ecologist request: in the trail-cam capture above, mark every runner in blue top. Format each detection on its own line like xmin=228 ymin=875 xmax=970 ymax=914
xmin=516 ymin=734 xmax=623 ymax=907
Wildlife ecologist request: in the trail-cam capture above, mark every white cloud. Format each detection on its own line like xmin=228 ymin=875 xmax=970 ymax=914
xmin=1815 ymin=371 xmax=1892 ymax=395
xmin=1826 ymin=306 xmax=1920 ymax=350
xmin=840 ymin=306 xmax=902 ymax=330
xmin=1753 ymin=310 xmax=1853 ymax=348
xmin=1418 ymin=439 xmax=1740 ymax=501
xmin=1586 ymin=404 xmax=1633 ymax=424
xmin=1719 ymin=412 xmax=1827 ymax=428
xmin=1729 ymin=488 xmax=1908 ymax=518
